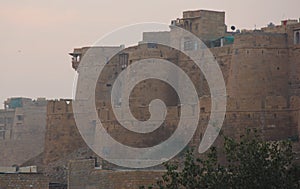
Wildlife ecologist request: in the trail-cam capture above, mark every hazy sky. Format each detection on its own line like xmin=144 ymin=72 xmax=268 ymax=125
xmin=1 ymin=0 xmax=299 ymax=105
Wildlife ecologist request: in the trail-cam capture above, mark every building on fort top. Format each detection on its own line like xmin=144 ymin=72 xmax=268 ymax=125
xmin=170 ymin=9 xmax=233 ymax=47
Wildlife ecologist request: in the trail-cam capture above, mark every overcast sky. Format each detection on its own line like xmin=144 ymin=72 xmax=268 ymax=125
xmin=0 ymin=0 xmax=299 ymax=105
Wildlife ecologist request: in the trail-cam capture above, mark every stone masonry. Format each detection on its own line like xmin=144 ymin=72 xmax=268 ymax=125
xmin=19 ymin=9 xmax=300 ymax=188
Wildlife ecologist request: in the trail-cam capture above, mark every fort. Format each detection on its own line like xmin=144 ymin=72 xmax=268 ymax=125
xmin=68 ymin=9 xmax=300 ymax=148
xmin=1 ymin=9 xmax=300 ymax=188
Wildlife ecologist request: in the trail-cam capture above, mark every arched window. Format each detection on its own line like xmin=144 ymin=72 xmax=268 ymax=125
xmin=296 ymin=31 xmax=300 ymax=44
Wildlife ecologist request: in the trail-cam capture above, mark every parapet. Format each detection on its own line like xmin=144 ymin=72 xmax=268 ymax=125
xmin=233 ymin=32 xmax=288 ymax=49
xmin=47 ymin=99 xmax=73 ymax=114
xmin=182 ymin=9 xmax=225 ymax=19
xmin=0 ymin=166 xmax=37 ymax=173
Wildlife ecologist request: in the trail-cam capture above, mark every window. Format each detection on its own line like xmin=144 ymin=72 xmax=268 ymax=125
xmin=147 ymin=43 xmax=157 ymax=48
xmin=184 ymin=21 xmax=189 ymax=30
xmin=0 ymin=127 xmax=5 ymax=140
xmin=294 ymin=31 xmax=300 ymax=44
xmin=195 ymin=23 xmax=199 ymax=31
xmin=183 ymin=38 xmax=197 ymax=51
xmin=184 ymin=40 xmax=193 ymax=51
xmin=17 ymin=115 xmax=23 ymax=121
xmin=119 ymin=53 xmax=129 ymax=69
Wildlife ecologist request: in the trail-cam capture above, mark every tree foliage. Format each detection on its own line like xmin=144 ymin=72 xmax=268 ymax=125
xmin=140 ymin=129 xmax=300 ymax=189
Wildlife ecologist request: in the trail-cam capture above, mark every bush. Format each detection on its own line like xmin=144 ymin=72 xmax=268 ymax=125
xmin=140 ymin=129 xmax=300 ymax=189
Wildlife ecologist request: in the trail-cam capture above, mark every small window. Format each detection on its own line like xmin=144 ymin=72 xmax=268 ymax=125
xmin=147 ymin=43 xmax=157 ymax=48
xmin=67 ymin=114 xmax=72 ymax=120
xmin=184 ymin=39 xmax=197 ymax=51
xmin=107 ymin=111 xmax=110 ymax=120
xmin=195 ymin=23 xmax=199 ymax=31
xmin=0 ymin=130 xmax=5 ymax=140
xmin=200 ymin=107 xmax=205 ymax=112
xmin=184 ymin=21 xmax=189 ymax=30
xmin=235 ymin=49 xmax=239 ymax=55
xmin=17 ymin=115 xmax=23 ymax=121
xmin=294 ymin=31 xmax=300 ymax=44
xmin=119 ymin=53 xmax=129 ymax=68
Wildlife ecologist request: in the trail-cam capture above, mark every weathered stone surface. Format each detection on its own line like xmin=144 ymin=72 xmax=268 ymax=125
xmin=0 ymin=173 xmax=49 ymax=189
xmin=17 ymin=10 xmax=300 ymax=188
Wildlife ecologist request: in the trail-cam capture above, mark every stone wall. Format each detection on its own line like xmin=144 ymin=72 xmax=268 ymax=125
xmin=26 ymin=10 xmax=300 ymax=188
xmin=54 ymin=23 xmax=300 ymax=164
xmin=43 ymin=100 xmax=86 ymax=165
xmin=68 ymin=159 xmax=164 ymax=189
xmin=227 ymin=33 xmax=290 ymax=109
xmin=0 ymin=173 xmax=49 ymax=189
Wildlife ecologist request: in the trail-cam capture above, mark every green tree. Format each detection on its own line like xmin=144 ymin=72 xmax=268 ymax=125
xmin=140 ymin=129 xmax=300 ymax=189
